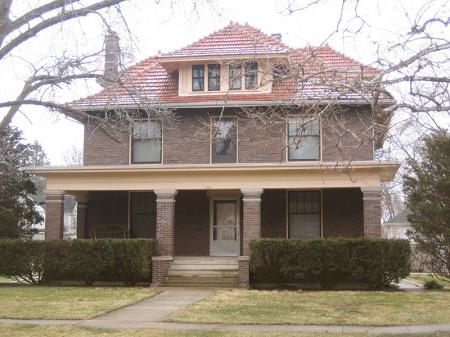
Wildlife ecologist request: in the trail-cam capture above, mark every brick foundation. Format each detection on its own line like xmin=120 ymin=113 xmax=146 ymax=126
xmin=45 ymin=191 xmax=65 ymax=240
xmin=155 ymin=189 xmax=177 ymax=256
xmin=151 ymin=256 xmax=173 ymax=287
xmin=238 ymin=256 xmax=250 ymax=287
xmin=361 ymin=187 xmax=382 ymax=238
xmin=242 ymin=189 xmax=262 ymax=256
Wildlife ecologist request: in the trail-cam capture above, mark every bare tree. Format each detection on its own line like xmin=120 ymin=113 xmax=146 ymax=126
xmin=63 ymin=145 xmax=83 ymax=166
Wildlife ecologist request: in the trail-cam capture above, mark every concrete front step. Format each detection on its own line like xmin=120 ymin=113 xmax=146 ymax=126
xmin=164 ymin=281 xmax=239 ymax=288
xmin=170 ymin=264 xmax=238 ymax=271
xmin=168 ymin=270 xmax=239 ymax=276
xmin=163 ymin=256 xmax=240 ymax=288
xmin=172 ymin=258 xmax=238 ymax=265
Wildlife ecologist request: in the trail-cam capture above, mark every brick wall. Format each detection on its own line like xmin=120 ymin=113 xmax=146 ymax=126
xmin=45 ymin=192 xmax=65 ymax=240
xmin=85 ymin=191 xmax=128 ymax=237
xmin=83 ymin=122 xmax=129 ymax=165
xmin=155 ymin=190 xmax=177 ymax=256
xmin=322 ymin=108 xmax=374 ymax=161
xmin=238 ymin=118 xmax=286 ymax=163
xmin=322 ymin=188 xmax=364 ymax=237
xmin=152 ymin=256 xmax=172 ymax=286
xmin=362 ymin=188 xmax=382 ymax=238
xmin=175 ymin=190 xmax=210 ymax=255
xmin=164 ymin=109 xmax=210 ymax=164
xmin=242 ymin=189 xmax=262 ymax=256
xmin=83 ymin=107 xmax=375 ymax=166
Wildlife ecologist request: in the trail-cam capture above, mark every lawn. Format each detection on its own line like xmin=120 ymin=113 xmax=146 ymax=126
xmin=0 ymin=286 xmax=158 ymax=320
xmin=1 ymin=325 xmax=450 ymax=337
xmin=407 ymin=273 xmax=450 ymax=289
xmin=170 ymin=289 xmax=450 ymax=326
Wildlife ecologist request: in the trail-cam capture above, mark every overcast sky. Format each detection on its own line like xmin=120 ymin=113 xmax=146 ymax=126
xmin=1 ymin=0 xmax=448 ymax=164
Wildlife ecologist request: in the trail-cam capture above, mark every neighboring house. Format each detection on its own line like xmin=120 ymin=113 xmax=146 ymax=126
xmin=383 ymin=209 xmax=430 ymax=272
xmin=382 ymin=209 xmax=411 ymax=239
xmin=30 ymin=23 xmax=400 ymax=286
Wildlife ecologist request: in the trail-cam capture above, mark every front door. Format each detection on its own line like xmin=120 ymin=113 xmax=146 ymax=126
xmin=210 ymin=199 xmax=239 ymax=256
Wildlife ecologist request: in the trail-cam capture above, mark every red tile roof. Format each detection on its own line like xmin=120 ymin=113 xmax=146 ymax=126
xmin=158 ymin=22 xmax=290 ymax=58
xmin=72 ymin=23 xmax=384 ymax=109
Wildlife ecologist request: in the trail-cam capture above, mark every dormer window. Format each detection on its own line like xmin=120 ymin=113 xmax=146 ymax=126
xmin=245 ymin=61 xmax=258 ymax=89
xmin=192 ymin=64 xmax=204 ymax=91
xmin=229 ymin=64 xmax=242 ymax=90
xmin=208 ymin=64 xmax=220 ymax=91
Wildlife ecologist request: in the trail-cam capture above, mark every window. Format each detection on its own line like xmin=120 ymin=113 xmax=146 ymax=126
xmin=211 ymin=117 xmax=237 ymax=163
xmin=192 ymin=64 xmax=204 ymax=91
xmin=130 ymin=192 xmax=156 ymax=238
xmin=288 ymin=191 xmax=321 ymax=239
xmin=208 ymin=64 xmax=220 ymax=91
xmin=245 ymin=61 xmax=258 ymax=89
xmin=288 ymin=118 xmax=320 ymax=161
xmin=229 ymin=64 xmax=241 ymax=90
xmin=131 ymin=121 xmax=162 ymax=163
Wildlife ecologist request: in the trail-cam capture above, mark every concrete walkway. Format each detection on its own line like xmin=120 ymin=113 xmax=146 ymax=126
xmin=83 ymin=287 xmax=213 ymax=328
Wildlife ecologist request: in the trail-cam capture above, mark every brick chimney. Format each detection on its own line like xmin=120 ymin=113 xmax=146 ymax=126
xmin=101 ymin=32 xmax=120 ymax=86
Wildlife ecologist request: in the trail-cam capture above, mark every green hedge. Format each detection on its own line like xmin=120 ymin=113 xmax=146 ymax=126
xmin=250 ymin=238 xmax=411 ymax=289
xmin=0 ymin=239 xmax=158 ymax=286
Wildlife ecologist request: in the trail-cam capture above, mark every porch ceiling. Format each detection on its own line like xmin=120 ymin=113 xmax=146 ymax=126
xmin=28 ymin=161 xmax=400 ymax=192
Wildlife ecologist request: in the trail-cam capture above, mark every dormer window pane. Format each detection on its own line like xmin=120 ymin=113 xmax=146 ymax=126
xmin=208 ymin=64 xmax=220 ymax=91
xmin=192 ymin=64 xmax=204 ymax=91
xmin=245 ymin=61 xmax=258 ymax=89
xmin=229 ymin=64 xmax=241 ymax=90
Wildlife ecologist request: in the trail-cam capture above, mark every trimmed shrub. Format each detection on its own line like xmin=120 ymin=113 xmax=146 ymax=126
xmin=0 ymin=239 xmax=158 ymax=286
xmin=424 ymin=279 xmax=443 ymax=290
xmin=250 ymin=238 xmax=411 ymax=289
xmin=0 ymin=239 xmax=47 ymax=284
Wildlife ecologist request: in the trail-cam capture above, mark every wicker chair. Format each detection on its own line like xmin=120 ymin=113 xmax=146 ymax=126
xmin=93 ymin=225 xmax=128 ymax=239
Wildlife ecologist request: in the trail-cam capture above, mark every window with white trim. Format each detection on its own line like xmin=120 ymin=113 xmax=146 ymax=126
xmin=192 ymin=64 xmax=205 ymax=91
xmin=208 ymin=64 xmax=220 ymax=91
xmin=229 ymin=63 xmax=242 ymax=90
xmin=131 ymin=121 xmax=162 ymax=164
xmin=288 ymin=191 xmax=321 ymax=239
xmin=244 ymin=61 xmax=258 ymax=89
xmin=288 ymin=117 xmax=320 ymax=161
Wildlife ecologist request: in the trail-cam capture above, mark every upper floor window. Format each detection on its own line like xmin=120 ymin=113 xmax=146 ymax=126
xmin=288 ymin=190 xmax=321 ymax=239
xmin=211 ymin=117 xmax=237 ymax=163
xmin=131 ymin=121 xmax=162 ymax=164
xmin=245 ymin=61 xmax=258 ymax=89
xmin=229 ymin=64 xmax=241 ymax=90
xmin=208 ymin=64 xmax=220 ymax=91
xmin=288 ymin=117 xmax=320 ymax=161
xmin=192 ymin=64 xmax=204 ymax=91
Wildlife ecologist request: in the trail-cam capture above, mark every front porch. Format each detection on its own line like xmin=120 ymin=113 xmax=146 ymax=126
xmin=32 ymin=161 xmax=399 ymax=286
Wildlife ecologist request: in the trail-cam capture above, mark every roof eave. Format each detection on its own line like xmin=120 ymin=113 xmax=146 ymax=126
xmin=70 ymin=98 xmax=397 ymax=111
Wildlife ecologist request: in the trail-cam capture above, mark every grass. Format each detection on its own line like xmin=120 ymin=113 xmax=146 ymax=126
xmin=407 ymin=273 xmax=450 ymax=289
xmin=170 ymin=289 xmax=450 ymax=326
xmin=1 ymin=325 xmax=450 ymax=337
xmin=0 ymin=286 xmax=159 ymax=320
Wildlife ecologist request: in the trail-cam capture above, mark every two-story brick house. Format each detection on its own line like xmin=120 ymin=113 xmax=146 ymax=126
xmin=31 ymin=23 xmax=400 ymax=287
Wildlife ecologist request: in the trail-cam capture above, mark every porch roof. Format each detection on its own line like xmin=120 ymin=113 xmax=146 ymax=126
xmin=29 ymin=161 xmax=400 ymax=193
